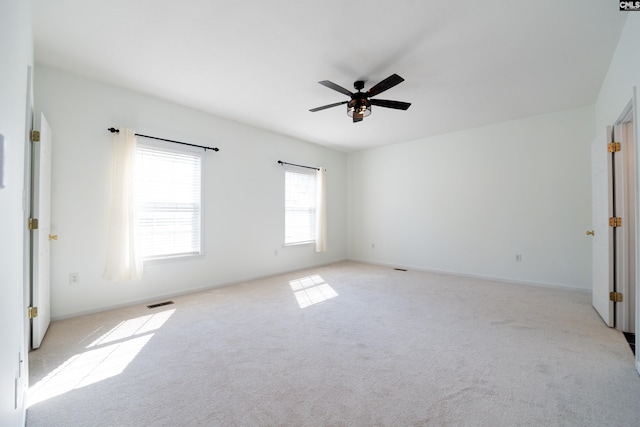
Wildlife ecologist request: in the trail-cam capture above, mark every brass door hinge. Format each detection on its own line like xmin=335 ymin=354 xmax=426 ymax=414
xmin=609 ymin=217 xmax=622 ymax=227
xmin=610 ymin=292 xmax=623 ymax=303
xmin=28 ymin=217 xmax=39 ymax=230
xmin=608 ymin=142 xmax=621 ymax=152
xmin=28 ymin=307 xmax=38 ymax=319
xmin=30 ymin=130 xmax=40 ymax=142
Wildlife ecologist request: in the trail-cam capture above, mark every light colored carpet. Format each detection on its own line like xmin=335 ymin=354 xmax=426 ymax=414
xmin=27 ymin=261 xmax=640 ymax=426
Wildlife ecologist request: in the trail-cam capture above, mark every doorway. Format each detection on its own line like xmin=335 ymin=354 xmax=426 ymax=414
xmin=612 ymin=112 xmax=636 ymax=335
xmin=591 ymin=96 xmax=638 ymax=362
xmin=612 ymin=108 xmax=636 ymax=335
xmin=23 ymin=65 xmax=52 ymax=351
xmin=29 ymin=112 xmax=53 ymax=350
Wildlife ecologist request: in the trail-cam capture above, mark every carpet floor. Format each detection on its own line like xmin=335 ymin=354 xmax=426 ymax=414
xmin=26 ymin=261 xmax=640 ymax=426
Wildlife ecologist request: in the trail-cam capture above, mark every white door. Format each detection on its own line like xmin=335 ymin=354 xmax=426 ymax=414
xmin=31 ymin=113 xmax=52 ymax=349
xmin=592 ymin=128 xmax=614 ymax=327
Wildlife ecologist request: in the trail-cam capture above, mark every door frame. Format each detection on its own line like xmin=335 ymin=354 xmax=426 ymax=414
xmin=613 ymin=88 xmax=640 ymax=374
xmin=19 ymin=66 xmax=33 ymax=414
xmin=631 ymin=88 xmax=640 ymax=374
xmin=612 ymin=103 xmax=636 ymax=333
xmin=22 ymin=66 xmax=33 ymax=353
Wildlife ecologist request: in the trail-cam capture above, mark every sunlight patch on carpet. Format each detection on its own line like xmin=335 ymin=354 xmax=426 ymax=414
xmin=28 ymin=309 xmax=175 ymax=407
xmin=289 ymin=275 xmax=338 ymax=308
xmin=88 ymin=309 xmax=175 ymax=347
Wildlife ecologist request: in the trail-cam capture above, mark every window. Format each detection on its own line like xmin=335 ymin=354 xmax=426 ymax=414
xmin=284 ymin=168 xmax=316 ymax=245
xmin=135 ymin=142 xmax=203 ymax=259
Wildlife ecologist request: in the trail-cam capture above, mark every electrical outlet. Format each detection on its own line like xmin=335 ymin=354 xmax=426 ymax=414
xmin=69 ymin=272 xmax=79 ymax=285
xmin=371 ymin=243 xmax=375 ymax=249
xmin=515 ymin=254 xmax=522 ymax=262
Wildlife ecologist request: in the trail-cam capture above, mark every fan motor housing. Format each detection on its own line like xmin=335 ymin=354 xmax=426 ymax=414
xmin=351 ymin=92 xmax=369 ymax=102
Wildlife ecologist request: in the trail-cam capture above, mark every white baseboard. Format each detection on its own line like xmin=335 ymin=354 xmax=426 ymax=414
xmin=53 ymin=257 xmax=588 ymax=321
xmin=346 ymin=257 xmax=591 ymax=294
xmin=51 ymin=258 xmax=348 ymax=321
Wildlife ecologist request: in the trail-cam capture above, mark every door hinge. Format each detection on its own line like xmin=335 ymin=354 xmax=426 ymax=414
xmin=30 ymin=130 xmax=40 ymax=142
xmin=609 ymin=217 xmax=622 ymax=227
xmin=28 ymin=217 xmax=39 ymax=230
xmin=28 ymin=306 xmax=38 ymax=319
xmin=608 ymin=142 xmax=621 ymax=152
xmin=610 ymin=292 xmax=624 ymax=303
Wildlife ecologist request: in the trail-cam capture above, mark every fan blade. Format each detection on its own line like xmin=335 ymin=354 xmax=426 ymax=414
xmin=353 ymin=112 xmax=364 ymax=123
xmin=370 ymin=99 xmax=411 ymax=110
xmin=318 ymin=80 xmax=353 ymax=97
xmin=367 ymin=74 xmax=404 ymax=98
xmin=309 ymin=100 xmax=348 ymax=112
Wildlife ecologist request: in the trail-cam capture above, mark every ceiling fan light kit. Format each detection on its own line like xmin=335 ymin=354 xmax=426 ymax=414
xmin=347 ymin=83 xmax=372 ymax=120
xmin=310 ymin=74 xmax=411 ymax=123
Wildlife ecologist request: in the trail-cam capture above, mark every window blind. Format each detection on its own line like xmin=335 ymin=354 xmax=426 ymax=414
xmin=135 ymin=143 xmax=202 ymax=259
xmin=284 ymin=168 xmax=316 ymax=245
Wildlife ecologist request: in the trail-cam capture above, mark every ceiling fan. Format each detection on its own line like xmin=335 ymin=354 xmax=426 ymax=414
xmin=309 ymin=73 xmax=411 ymax=123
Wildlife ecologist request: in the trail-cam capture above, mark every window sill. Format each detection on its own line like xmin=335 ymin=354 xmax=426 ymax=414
xmin=143 ymin=252 xmax=203 ymax=264
xmin=283 ymin=241 xmax=315 ymax=247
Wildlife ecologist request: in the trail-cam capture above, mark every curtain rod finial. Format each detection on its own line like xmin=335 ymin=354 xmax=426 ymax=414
xmin=107 ymin=127 xmax=119 ymax=133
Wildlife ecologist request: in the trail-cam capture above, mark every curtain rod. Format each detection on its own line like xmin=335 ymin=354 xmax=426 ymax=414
xmin=278 ymin=160 xmax=320 ymax=171
xmin=107 ymin=128 xmax=219 ymax=152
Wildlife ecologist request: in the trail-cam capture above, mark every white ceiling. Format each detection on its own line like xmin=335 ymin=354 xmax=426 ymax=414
xmin=33 ymin=1 xmax=627 ymax=152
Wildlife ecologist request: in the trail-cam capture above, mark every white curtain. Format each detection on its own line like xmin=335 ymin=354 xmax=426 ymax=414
xmin=315 ymin=167 xmax=327 ymax=252
xmin=104 ymin=128 xmax=143 ymax=281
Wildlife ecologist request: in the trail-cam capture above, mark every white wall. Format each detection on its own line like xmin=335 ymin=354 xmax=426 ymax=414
xmin=347 ymin=106 xmax=594 ymax=290
xmin=596 ymin=14 xmax=640 ymax=129
xmin=34 ymin=66 xmax=347 ymax=319
xmin=29 ymin=13 xmax=639 ymax=331
xmin=0 ymin=0 xmax=32 ymax=425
